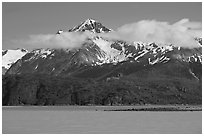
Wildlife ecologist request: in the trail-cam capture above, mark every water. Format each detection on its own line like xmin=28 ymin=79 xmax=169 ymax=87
xmin=2 ymin=106 xmax=202 ymax=134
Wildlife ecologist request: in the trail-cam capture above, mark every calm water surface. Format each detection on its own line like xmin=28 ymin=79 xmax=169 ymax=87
xmin=2 ymin=106 xmax=202 ymax=134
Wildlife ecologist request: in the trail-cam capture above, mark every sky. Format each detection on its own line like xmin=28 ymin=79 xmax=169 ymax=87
xmin=2 ymin=2 xmax=202 ymax=50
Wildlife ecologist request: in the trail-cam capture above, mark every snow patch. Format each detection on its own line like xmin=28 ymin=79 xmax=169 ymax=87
xmin=134 ymin=50 xmax=148 ymax=60
xmin=35 ymin=64 xmax=38 ymax=69
xmin=148 ymin=57 xmax=160 ymax=65
xmin=93 ymin=38 xmax=128 ymax=64
xmin=2 ymin=49 xmax=28 ymax=69
xmin=189 ymin=69 xmax=199 ymax=80
xmin=40 ymin=49 xmax=52 ymax=59
xmin=26 ymin=49 xmax=53 ymax=61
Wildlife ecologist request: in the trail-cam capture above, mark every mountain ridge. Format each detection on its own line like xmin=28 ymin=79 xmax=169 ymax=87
xmin=3 ymin=19 xmax=202 ymax=78
xmin=2 ymin=18 xmax=202 ymax=106
xmin=68 ymin=18 xmax=112 ymax=33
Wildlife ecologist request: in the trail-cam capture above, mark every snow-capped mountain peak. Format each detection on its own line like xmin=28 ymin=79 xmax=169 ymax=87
xmin=195 ymin=37 xmax=202 ymax=46
xmin=68 ymin=18 xmax=112 ymax=33
xmin=56 ymin=30 xmax=63 ymax=34
xmin=83 ymin=18 xmax=98 ymax=25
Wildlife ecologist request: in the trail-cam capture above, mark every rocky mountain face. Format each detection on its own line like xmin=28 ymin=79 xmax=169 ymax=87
xmin=2 ymin=19 xmax=202 ymax=106
xmin=6 ymin=38 xmax=202 ymax=80
xmin=68 ymin=18 xmax=112 ymax=33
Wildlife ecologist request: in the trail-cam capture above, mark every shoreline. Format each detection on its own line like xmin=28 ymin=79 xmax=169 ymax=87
xmin=104 ymin=106 xmax=202 ymax=111
xmin=2 ymin=105 xmax=202 ymax=111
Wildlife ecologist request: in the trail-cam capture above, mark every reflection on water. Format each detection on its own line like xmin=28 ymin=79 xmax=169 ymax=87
xmin=2 ymin=106 xmax=202 ymax=134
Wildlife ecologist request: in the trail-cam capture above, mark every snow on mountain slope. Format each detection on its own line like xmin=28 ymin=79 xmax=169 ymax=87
xmin=3 ymin=19 xmax=202 ymax=78
xmin=5 ymin=36 xmax=202 ymax=76
xmin=2 ymin=49 xmax=28 ymax=69
xmin=24 ymin=48 xmax=54 ymax=62
xmin=93 ymin=37 xmax=127 ymax=64
xmin=68 ymin=18 xmax=112 ymax=33
xmin=56 ymin=18 xmax=202 ymax=65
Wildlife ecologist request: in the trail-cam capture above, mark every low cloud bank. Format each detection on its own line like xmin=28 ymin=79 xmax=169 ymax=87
xmin=13 ymin=31 xmax=94 ymax=49
xmin=12 ymin=18 xmax=202 ymax=49
xmin=100 ymin=18 xmax=201 ymax=48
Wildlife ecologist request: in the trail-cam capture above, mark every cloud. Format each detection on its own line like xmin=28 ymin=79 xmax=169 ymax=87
xmin=11 ymin=18 xmax=201 ymax=49
xmin=100 ymin=18 xmax=201 ymax=48
xmin=12 ymin=31 xmax=95 ymax=50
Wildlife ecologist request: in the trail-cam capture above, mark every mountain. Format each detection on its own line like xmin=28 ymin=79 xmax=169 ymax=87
xmin=6 ymin=37 xmax=202 ymax=79
xmin=2 ymin=49 xmax=28 ymax=74
xmin=5 ymin=19 xmax=202 ymax=79
xmin=2 ymin=19 xmax=202 ymax=106
xmin=68 ymin=18 xmax=112 ymax=33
